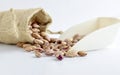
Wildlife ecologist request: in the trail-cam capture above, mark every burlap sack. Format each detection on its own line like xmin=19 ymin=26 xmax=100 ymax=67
xmin=0 ymin=8 xmax=52 ymax=44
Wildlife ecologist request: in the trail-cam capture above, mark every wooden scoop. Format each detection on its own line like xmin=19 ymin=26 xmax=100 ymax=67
xmin=59 ymin=17 xmax=120 ymax=51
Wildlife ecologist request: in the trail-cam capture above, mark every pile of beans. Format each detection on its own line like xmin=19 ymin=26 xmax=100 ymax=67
xmin=16 ymin=22 xmax=87 ymax=60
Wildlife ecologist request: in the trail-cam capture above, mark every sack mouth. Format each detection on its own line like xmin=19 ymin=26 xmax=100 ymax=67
xmin=28 ymin=8 xmax=52 ymax=32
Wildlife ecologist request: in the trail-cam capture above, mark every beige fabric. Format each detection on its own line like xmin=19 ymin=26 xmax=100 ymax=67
xmin=0 ymin=8 xmax=52 ymax=44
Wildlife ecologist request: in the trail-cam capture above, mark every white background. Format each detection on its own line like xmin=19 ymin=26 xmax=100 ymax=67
xmin=0 ymin=0 xmax=120 ymax=75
